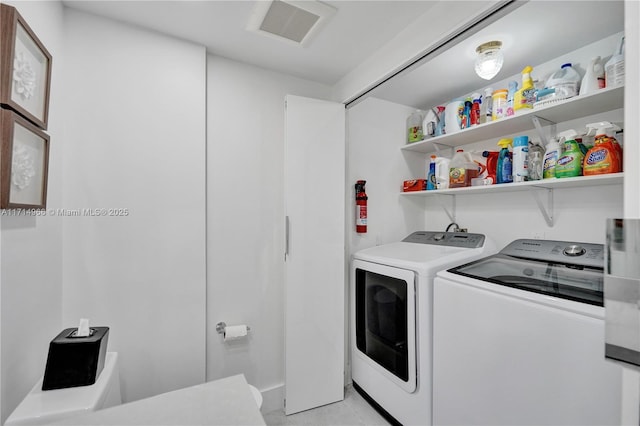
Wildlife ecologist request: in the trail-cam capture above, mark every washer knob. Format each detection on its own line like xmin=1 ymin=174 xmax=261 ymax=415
xmin=433 ymin=233 xmax=446 ymax=241
xmin=563 ymin=244 xmax=586 ymax=256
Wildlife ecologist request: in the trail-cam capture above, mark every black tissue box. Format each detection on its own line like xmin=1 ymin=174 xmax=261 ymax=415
xmin=42 ymin=326 xmax=109 ymax=390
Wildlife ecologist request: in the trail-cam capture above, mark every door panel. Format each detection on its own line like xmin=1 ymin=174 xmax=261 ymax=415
xmin=284 ymin=95 xmax=345 ymax=414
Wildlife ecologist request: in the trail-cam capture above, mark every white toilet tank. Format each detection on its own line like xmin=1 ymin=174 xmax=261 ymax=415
xmin=5 ymin=352 xmax=122 ymax=425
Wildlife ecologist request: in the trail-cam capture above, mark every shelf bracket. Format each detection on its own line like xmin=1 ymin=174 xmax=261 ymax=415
xmin=435 ymin=193 xmax=456 ymax=223
xmin=531 ymin=115 xmax=556 ymax=146
xmin=530 ymin=187 xmax=554 ymax=227
xmin=432 ymin=143 xmax=454 ymax=159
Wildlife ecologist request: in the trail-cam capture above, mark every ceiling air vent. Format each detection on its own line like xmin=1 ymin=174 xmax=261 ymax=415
xmin=247 ymin=0 xmax=336 ymax=46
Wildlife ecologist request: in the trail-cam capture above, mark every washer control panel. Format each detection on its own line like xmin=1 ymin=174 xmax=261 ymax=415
xmin=402 ymin=231 xmax=485 ymax=248
xmin=501 ymin=239 xmax=604 ymax=268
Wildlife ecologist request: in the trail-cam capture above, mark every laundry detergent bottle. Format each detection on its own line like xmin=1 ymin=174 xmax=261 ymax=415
xmin=555 ymin=129 xmax=584 ymax=178
xmin=543 ymin=137 xmax=561 ymax=179
xmin=482 ymin=150 xmax=499 ymax=184
xmin=496 ymin=138 xmax=513 ymax=184
xmin=583 ymin=122 xmax=622 ymax=175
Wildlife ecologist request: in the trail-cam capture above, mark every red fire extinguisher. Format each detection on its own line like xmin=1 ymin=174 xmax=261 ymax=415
xmin=355 ymin=180 xmax=367 ymax=233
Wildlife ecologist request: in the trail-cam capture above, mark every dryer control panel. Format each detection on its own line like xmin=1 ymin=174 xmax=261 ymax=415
xmin=402 ymin=231 xmax=485 ymax=248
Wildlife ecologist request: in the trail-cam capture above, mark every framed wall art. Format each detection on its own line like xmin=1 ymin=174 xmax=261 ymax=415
xmin=1 ymin=4 xmax=52 ymax=130
xmin=1 ymin=108 xmax=50 ymax=209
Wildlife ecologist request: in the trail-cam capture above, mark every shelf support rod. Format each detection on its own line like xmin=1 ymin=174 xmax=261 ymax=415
xmin=436 ymin=193 xmax=456 ymax=223
xmin=531 ymin=115 xmax=557 ymax=146
xmin=530 ymin=187 xmax=554 ymax=227
xmin=432 ymin=143 xmax=454 ymax=159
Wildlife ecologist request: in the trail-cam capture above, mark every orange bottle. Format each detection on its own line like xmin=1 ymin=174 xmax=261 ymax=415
xmin=583 ymin=122 xmax=622 ymax=175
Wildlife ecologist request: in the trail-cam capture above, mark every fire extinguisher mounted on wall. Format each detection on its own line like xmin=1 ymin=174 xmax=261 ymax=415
xmin=355 ymin=180 xmax=367 ymax=233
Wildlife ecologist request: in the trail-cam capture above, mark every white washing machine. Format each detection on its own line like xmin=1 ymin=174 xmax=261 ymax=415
xmin=350 ymin=231 xmax=496 ymax=426
xmin=433 ymin=239 xmax=623 ymax=426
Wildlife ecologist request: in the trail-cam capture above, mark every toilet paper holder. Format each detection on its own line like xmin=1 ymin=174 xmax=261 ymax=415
xmin=215 ymin=322 xmax=251 ymax=335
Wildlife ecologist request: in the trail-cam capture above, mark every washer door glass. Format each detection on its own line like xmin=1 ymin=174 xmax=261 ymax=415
xmin=355 ymin=265 xmax=416 ymax=392
xmin=450 ymin=255 xmax=603 ymax=306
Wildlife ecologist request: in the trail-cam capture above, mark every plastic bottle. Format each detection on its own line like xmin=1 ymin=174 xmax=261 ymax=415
xmin=407 ymin=110 xmax=424 ymax=143
xmin=471 ymin=97 xmax=481 ymax=126
xmin=427 ymin=155 xmax=437 ymax=190
xmin=527 ymin=141 xmax=545 ymax=181
xmin=506 ymin=81 xmax=518 ymax=117
xmin=435 ymin=157 xmax=451 ymax=189
xmin=543 ymin=137 xmax=561 ymax=179
xmin=529 ymin=140 xmax=545 ymax=159
xmin=583 ymin=122 xmax=623 ymax=175
xmin=580 ymin=56 xmax=605 ymax=95
xmin=445 ymin=100 xmax=464 ymax=134
xmin=555 ymin=129 xmax=584 ymax=178
xmin=449 ymin=150 xmax=478 ymax=188
xmin=422 ymin=107 xmax=444 ymax=138
xmin=461 ymin=99 xmax=473 ymax=129
xmin=514 ymin=66 xmax=536 ymax=114
xmin=528 ymin=151 xmax=543 ymax=181
xmin=605 ymin=36 xmax=625 ymax=88
xmin=492 ymin=89 xmax=508 ymax=121
xmin=545 ymin=63 xmax=581 ymax=99
xmin=512 ymin=135 xmax=529 ymax=182
xmin=496 ymin=139 xmax=513 ymax=184
xmin=480 ymin=87 xmax=493 ymax=124
xmin=482 ymin=151 xmax=499 ymax=184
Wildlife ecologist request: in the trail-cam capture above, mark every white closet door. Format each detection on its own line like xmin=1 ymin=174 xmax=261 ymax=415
xmin=284 ymin=95 xmax=345 ymax=414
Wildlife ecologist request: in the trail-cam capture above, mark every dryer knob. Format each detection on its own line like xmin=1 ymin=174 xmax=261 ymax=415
xmin=563 ymin=244 xmax=586 ymax=257
xmin=433 ymin=233 xmax=446 ymax=241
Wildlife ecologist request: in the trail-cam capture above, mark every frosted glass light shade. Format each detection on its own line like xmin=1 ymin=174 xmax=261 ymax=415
xmin=475 ymin=41 xmax=503 ymax=80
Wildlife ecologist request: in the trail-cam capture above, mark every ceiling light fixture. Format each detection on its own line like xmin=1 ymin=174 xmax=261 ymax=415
xmin=475 ymin=41 xmax=503 ymax=80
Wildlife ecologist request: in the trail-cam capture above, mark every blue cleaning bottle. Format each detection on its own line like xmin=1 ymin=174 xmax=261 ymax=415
xmin=427 ymin=155 xmax=436 ymax=190
xmin=496 ymin=138 xmax=513 ymax=184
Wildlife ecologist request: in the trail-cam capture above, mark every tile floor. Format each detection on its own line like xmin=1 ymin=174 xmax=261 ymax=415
xmin=263 ymin=385 xmax=391 ymax=426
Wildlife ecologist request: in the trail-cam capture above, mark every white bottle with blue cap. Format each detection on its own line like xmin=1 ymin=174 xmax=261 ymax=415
xmin=513 ymin=135 xmax=529 ymax=182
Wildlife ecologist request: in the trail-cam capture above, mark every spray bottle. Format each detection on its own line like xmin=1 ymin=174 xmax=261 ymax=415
xmin=555 ymin=129 xmax=584 ymax=178
xmin=514 ymin=66 xmax=535 ymax=114
xmin=496 ymin=138 xmax=513 ymax=184
xmin=583 ymin=122 xmax=623 ymax=175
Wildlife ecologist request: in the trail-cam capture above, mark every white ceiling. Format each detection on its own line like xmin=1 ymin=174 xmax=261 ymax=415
xmin=61 ymin=0 xmax=437 ymax=86
xmin=61 ymin=1 xmax=625 ymax=109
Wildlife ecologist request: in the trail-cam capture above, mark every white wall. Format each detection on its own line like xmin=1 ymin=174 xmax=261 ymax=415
xmin=0 ymin=1 xmax=65 ymax=423
xmin=347 ymin=97 xmax=427 ymax=255
xmin=206 ymin=55 xmax=331 ymax=411
xmin=61 ymin=9 xmax=207 ymax=403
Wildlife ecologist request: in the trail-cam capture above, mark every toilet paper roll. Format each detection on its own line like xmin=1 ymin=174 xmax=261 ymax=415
xmin=224 ymin=325 xmax=248 ymax=341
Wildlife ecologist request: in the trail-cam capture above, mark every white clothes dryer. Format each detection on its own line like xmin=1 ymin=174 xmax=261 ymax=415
xmin=350 ymin=231 xmax=496 ymax=426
